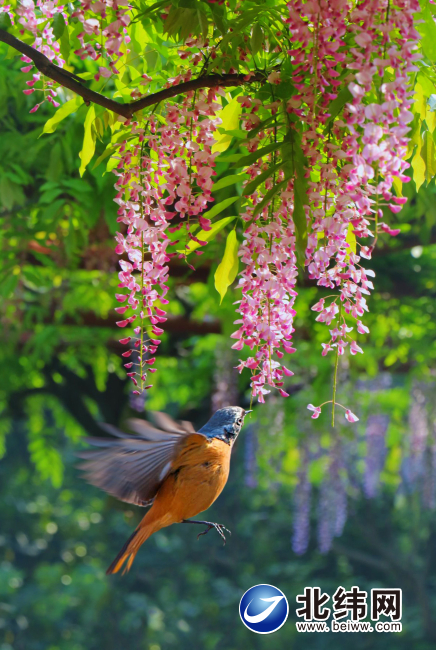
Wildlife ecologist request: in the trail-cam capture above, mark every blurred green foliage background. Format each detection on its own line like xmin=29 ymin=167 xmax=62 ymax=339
xmin=2 ymin=45 xmax=436 ymax=650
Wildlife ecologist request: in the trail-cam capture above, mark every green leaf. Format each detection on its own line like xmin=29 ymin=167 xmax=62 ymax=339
xmin=280 ymin=141 xmax=295 ymax=179
xmin=345 ymin=223 xmax=356 ymax=260
xmin=392 ymin=176 xmax=403 ymax=198
xmin=136 ymin=0 xmax=168 ymax=19
xmin=216 ymin=152 xmax=249 ymax=163
xmin=414 ymin=82 xmax=427 ymax=120
xmin=52 ymin=13 xmax=66 ymax=40
xmin=0 ymin=273 xmax=18 ymax=298
xmin=424 ymin=130 xmax=436 ymax=183
xmin=426 ymin=108 xmax=436 ymax=134
xmin=79 ymin=105 xmax=96 ymax=177
xmin=417 ymin=5 xmax=436 ymax=62
xmin=213 ymin=173 xmax=248 ymax=191
xmin=252 ymin=177 xmax=289 ymax=218
xmin=324 ymin=87 xmax=353 ymax=132
xmin=30 ymin=251 xmax=57 ymax=268
xmin=59 ymin=25 xmax=70 ymax=63
xmin=231 ymin=141 xmax=282 ymax=168
xmin=406 ymin=114 xmax=422 ymax=159
xmin=412 ymin=133 xmax=425 ymax=192
xmin=93 ymin=144 xmax=119 ymax=170
xmin=209 ymin=2 xmax=227 ymax=34
xmin=214 ymin=229 xmax=239 ymax=303
xmin=39 ymin=187 xmax=63 ymax=204
xmin=211 ymin=97 xmax=242 ymax=154
xmin=293 ymin=176 xmax=308 ymax=264
xmin=417 ymin=71 xmax=436 ymax=98
xmin=251 ymin=23 xmax=263 ymax=56
xmin=0 ymin=12 xmax=12 ymax=30
xmin=180 ymin=215 xmax=237 ymax=254
xmin=216 ymin=127 xmax=246 ymax=140
xmin=197 ymin=7 xmax=209 ymax=40
xmin=41 ymin=95 xmax=84 ymax=135
xmin=289 ymin=127 xmax=308 ymax=261
xmin=202 ymin=196 xmax=240 ymax=220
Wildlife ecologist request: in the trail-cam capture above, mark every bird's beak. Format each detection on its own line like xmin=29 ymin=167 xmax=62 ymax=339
xmin=245 ymin=410 xmax=253 ymax=414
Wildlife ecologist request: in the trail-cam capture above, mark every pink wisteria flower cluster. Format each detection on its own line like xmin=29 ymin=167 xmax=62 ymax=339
xmin=70 ymin=0 xmax=130 ymax=80
xmin=14 ymin=0 xmax=65 ymax=112
xmin=232 ymin=115 xmax=299 ymax=403
xmin=284 ymin=0 xmax=419 ymax=421
xmin=111 ymin=84 xmax=221 ymax=393
xmin=14 ymin=0 xmax=131 ymax=112
xmin=228 ymin=0 xmax=419 ymax=416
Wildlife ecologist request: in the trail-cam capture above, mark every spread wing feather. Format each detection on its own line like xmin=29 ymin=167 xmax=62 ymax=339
xmin=78 ymin=413 xmax=205 ymax=507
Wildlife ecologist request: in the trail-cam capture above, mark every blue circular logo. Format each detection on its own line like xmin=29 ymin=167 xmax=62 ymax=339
xmin=239 ymin=584 xmax=289 ymax=634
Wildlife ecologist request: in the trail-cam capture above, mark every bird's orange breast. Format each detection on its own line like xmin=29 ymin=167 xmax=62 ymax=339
xmin=149 ymin=436 xmax=233 ymax=525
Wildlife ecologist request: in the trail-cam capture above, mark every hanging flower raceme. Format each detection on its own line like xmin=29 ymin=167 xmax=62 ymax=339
xmin=71 ymin=0 xmax=131 ymax=80
xmin=111 ymin=87 xmax=221 ymax=392
xmin=16 ymin=0 xmax=66 ymax=111
xmin=16 ymin=0 xmax=132 ymax=109
xmin=233 ymin=199 xmax=298 ymax=403
xmin=283 ymin=0 xmax=419 ymax=419
xmin=232 ymin=105 xmax=299 ymax=402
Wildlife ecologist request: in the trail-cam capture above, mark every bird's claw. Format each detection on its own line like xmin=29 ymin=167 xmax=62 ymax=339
xmin=197 ymin=522 xmax=231 ymax=545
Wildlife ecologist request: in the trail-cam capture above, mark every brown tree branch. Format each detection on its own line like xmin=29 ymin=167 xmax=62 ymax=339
xmin=0 ymin=28 xmax=266 ymax=118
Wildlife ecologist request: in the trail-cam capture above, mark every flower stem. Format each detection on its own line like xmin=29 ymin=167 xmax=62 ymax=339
xmin=331 ymin=300 xmax=342 ymax=427
xmin=139 ymin=229 xmax=144 ymax=391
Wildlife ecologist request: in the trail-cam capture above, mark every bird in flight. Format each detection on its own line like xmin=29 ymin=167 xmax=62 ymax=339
xmin=78 ymin=406 xmax=249 ymax=575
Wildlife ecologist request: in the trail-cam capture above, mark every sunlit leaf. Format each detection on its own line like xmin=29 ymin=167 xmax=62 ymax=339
xmin=424 ymin=130 xmax=436 ymax=183
xmin=392 ymin=176 xmax=403 ymax=198
xmin=345 ymin=223 xmax=356 ymax=260
xmin=417 ymin=5 xmax=436 ymax=62
xmin=79 ymin=106 xmax=97 ymax=177
xmin=42 ymin=95 xmax=84 ymax=135
xmin=211 ymin=97 xmax=242 ymax=154
xmin=202 ymin=196 xmax=240 ymax=220
xmin=180 ymin=215 xmax=237 ymax=254
xmin=412 ymin=132 xmax=426 ymax=192
xmin=214 ymin=229 xmax=239 ymax=303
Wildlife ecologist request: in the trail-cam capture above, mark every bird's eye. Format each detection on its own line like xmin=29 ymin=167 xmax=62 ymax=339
xmin=237 ymin=418 xmax=242 ymax=425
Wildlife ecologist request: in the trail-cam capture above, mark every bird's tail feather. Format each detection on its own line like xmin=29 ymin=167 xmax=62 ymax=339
xmin=106 ymin=519 xmax=158 ymax=575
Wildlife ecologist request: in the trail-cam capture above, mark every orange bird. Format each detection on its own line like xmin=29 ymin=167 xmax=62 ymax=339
xmin=79 ymin=406 xmax=249 ymax=575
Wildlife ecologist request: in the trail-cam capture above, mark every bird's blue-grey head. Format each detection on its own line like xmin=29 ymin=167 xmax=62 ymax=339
xmin=199 ymin=406 xmax=249 ymax=445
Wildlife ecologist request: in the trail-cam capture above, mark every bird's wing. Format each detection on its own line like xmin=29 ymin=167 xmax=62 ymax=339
xmin=77 ymin=413 xmax=205 ymax=507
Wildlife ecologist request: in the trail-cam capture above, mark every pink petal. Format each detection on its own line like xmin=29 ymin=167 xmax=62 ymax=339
xmin=345 ymin=409 xmax=359 ymax=423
